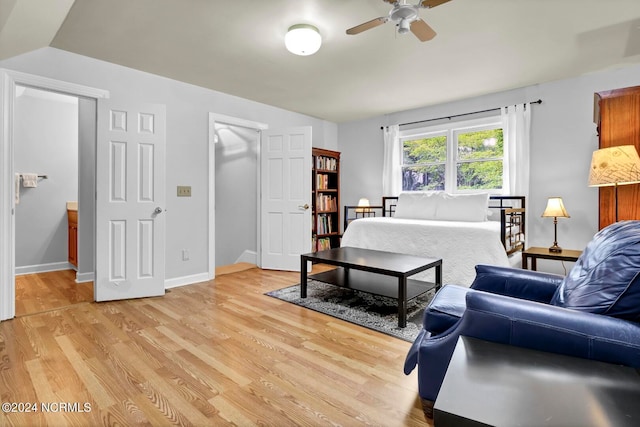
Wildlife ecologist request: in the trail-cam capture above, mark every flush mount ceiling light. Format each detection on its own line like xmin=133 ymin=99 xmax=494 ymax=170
xmin=285 ymin=24 xmax=322 ymax=56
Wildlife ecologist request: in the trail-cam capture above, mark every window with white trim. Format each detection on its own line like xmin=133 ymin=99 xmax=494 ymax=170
xmin=400 ymin=116 xmax=505 ymax=193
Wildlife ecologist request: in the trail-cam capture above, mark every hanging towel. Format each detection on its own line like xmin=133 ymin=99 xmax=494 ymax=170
xmin=14 ymin=173 xmax=20 ymax=205
xmin=22 ymin=173 xmax=38 ymax=188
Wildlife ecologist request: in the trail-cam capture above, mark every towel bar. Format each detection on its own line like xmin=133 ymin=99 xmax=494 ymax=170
xmin=19 ymin=174 xmax=47 ymax=179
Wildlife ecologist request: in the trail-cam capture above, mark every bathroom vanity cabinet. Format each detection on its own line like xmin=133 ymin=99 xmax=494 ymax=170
xmin=67 ymin=202 xmax=78 ymax=268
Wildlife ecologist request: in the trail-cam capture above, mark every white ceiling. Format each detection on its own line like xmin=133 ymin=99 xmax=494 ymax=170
xmin=3 ymin=0 xmax=640 ymax=123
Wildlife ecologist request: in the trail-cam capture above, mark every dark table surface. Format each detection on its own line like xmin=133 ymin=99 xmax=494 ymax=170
xmin=301 ymin=246 xmax=441 ymax=277
xmin=434 ymin=336 xmax=640 ymax=427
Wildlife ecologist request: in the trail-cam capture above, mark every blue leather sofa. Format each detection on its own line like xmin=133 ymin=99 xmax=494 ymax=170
xmin=404 ymin=220 xmax=640 ymax=419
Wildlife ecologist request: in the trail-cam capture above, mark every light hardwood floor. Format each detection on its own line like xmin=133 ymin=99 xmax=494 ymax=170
xmin=1 ymin=266 xmax=431 ymax=426
xmin=15 ymin=270 xmax=93 ymax=317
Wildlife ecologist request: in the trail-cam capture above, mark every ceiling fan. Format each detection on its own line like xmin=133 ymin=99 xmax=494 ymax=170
xmin=346 ymin=0 xmax=451 ymax=42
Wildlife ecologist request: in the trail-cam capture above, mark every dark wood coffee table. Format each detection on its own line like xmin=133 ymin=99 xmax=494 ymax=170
xmin=300 ymin=247 xmax=442 ymax=328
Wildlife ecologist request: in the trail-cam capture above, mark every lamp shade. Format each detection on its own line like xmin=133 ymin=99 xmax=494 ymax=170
xmin=355 ymin=198 xmax=370 ymax=213
xmin=542 ymin=197 xmax=570 ymax=218
xmin=285 ymin=24 xmax=322 ymax=56
xmin=588 ymin=145 xmax=640 ymax=187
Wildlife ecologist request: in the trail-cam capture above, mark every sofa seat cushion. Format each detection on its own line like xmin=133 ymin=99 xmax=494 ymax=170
xmin=423 ymin=285 xmax=472 ymax=333
xmin=551 ymin=221 xmax=640 ymax=321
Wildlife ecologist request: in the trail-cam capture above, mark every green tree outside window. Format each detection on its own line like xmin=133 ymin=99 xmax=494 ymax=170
xmin=402 ymin=127 xmax=504 ymax=192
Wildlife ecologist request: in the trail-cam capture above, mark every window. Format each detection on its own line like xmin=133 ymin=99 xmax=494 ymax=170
xmin=400 ymin=116 xmax=504 ymax=193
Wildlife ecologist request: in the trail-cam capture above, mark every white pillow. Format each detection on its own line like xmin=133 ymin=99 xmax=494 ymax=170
xmin=435 ymin=193 xmax=489 ymax=222
xmin=393 ymin=192 xmax=442 ymax=220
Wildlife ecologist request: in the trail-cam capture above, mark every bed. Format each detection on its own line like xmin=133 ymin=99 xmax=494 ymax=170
xmin=341 ymin=193 xmax=525 ymax=287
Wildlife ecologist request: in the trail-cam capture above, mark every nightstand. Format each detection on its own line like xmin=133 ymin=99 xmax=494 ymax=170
xmin=522 ymin=247 xmax=582 ymax=271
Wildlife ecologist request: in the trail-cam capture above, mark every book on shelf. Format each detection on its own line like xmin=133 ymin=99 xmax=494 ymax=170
xmin=316 ymin=214 xmax=334 ymax=235
xmin=316 ymin=194 xmax=337 ymax=211
xmin=316 ymin=237 xmax=331 ymax=251
xmin=315 ymin=156 xmax=337 ymax=171
xmin=316 ymin=174 xmax=331 ymax=190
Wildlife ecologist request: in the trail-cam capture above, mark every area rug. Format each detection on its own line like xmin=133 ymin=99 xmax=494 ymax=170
xmin=265 ymin=280 xmax=435 ymax=342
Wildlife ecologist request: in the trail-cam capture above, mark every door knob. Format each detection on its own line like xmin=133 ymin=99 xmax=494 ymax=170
xmin=154 ymin=207 xmax=163 ymax=214
xmin=299 ymin=204 xmax=310 ymax=210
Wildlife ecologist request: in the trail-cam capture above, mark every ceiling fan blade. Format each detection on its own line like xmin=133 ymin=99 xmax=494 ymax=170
xmin=420 ymin=0 xmax=451 ymax=8
xmin=410 ymin=19 xmax=437 ymax=41
xmin=346 ymin=17 xmax=388 ymax=35
xmin=382 ymin=0 xmax=398 ymax=4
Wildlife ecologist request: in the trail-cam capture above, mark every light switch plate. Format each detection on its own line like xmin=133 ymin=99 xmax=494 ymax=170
xmin=177 ymin=186 xmax=191 ymax=197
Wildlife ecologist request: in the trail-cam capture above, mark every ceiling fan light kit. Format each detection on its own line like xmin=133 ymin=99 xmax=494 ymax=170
xmin=398 ymin=19 xmax=411 ymax=34
xmin=346 ymin=0 xmax=451 ymax=42
xmin=285 ymin=24 xmax=322 ymax=56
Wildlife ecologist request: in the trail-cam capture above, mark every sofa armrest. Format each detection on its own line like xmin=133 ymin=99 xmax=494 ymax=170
xmin=409 ymin=290 xmax=640 ymax=402
xmin=404 ymin=329 xmax=428 ymax=375
xmin=470 ymin=264 xmax=563 ymax=303
xmin=463 ymin=291 xmax=640 ymax=366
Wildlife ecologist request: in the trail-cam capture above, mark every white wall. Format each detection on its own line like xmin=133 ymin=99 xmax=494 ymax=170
xmin=338 ymin=63 xmax=640 ymax=274
xmin=14 ymin=88 xmax=78 ymax=270
xmin=77 ymin=97 xmax=96 ymax=281
xmin=0 ymin=47 xmax=338 ymax=282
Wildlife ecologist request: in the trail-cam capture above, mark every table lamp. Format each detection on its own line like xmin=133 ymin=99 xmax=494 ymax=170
xmin=588 ymin=145 xmax=640 ymax=222
xmin=355 ymin=198 xmax=370 ymax=214
xmin=541 ymin=197 xmax=570 ymax=253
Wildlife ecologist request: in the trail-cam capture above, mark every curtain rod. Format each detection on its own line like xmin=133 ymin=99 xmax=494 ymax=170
xmin=380 ymin=99 xmax=543 ymax=130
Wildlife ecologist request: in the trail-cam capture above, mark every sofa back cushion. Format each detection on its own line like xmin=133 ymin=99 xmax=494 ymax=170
xmin=550 ymin=221 xmax=640 ymax=321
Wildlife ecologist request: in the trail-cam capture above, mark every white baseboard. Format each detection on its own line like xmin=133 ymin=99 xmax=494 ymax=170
xmin=75 ymin=272 xmax=95 ymax=283
xmin=15 ymin=262 xmax=75 ymax=275
xmin=164 ymin=272 xmax=210 ymax=290
xmin=234 ymin=250 xmax=257 ymax=265
xmin=16 ymin=265 xmax=208 ymax=291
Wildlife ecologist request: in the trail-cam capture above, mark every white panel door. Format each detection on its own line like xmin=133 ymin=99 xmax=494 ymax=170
xmin=260 ymin=127 xmax=312 ymax=271
xmin=95 ymin=101 xmax=166 ymax=301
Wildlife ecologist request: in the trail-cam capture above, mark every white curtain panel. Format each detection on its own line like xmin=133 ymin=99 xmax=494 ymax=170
xmin=501 ymin=104 xmax=531 ymax=198
xmin=382 ymin=124 xmax=401 ymax=196
xmin=502 ymin=103 xmax=531 ymax=241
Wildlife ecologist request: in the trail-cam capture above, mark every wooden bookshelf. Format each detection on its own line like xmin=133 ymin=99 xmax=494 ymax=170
xmin=594 ymin=85 xmax=640 ymax=229
xmin=312 ymin=148 xmax=340 ymax=251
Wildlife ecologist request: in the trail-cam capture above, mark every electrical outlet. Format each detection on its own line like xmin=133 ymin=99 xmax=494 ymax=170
xmin=177 ymin=186 xmax=191 ymax=197
xmin=182 ymin=249 xmax=189 ymax=261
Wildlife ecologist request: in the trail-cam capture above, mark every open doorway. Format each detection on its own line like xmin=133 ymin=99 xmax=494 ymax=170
xmin=214 ymin=123 xmax=258 ymax=271
xmin=0 ymin=70 xmax=107 ymax=322
xmin=210 ymin=114 xmax=268 ymax=276
xmin=12 ymin=85 xmax=97 ymax=317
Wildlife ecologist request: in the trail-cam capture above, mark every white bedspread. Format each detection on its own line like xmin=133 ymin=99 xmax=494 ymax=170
xmin=340 ymin=217 xmax=510 ymax=287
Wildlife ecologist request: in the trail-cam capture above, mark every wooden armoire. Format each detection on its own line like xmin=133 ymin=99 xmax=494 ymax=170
xmin=593 ymin=85 xmax=640 ymax=229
